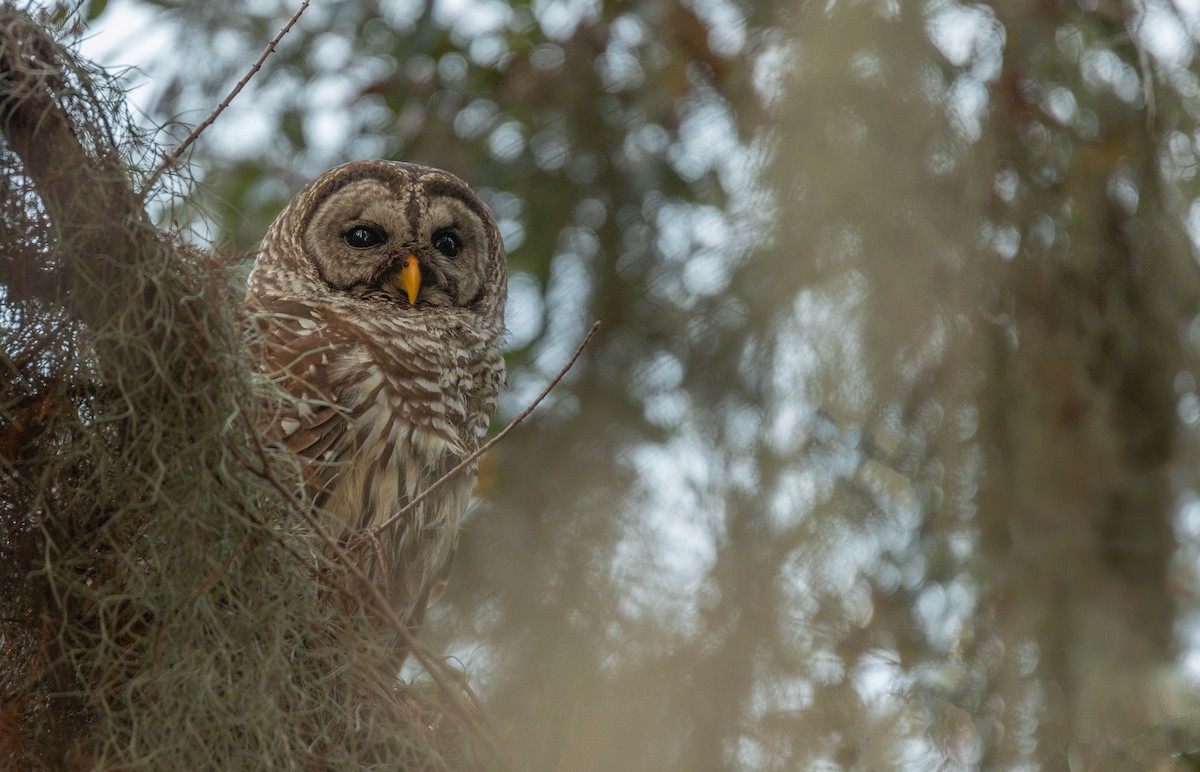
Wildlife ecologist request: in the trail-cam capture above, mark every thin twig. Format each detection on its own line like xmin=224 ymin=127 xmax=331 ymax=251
xmin=298 ymin=505 xmax=518 ymax=772
xmin=141 ymin=0 xmax=311 ymax=195
xmin=241 ymin=411 xmax=518 ymax=771
xmin=371 ymin=320 xmax=602 ymax=538
xmin=239 ymin=410 xmax=350 ymax=585
xmin=241 ymin=321 xmax=600 ymax=764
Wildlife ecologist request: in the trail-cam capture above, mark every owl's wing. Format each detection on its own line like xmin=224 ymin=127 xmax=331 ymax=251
xmin=248 ymin=296 xmax=355 ymax=500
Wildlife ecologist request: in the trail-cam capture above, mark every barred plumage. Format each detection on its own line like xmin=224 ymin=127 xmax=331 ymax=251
xmin=245 ymin=160 xmax=506 ymax=638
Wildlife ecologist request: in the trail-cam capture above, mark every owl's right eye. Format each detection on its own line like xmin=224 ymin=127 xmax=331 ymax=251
xmin=343 ymin=225 xmax=386 ymax=249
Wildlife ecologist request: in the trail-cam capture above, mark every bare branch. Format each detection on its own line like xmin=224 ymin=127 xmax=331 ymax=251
xmin=371 ymin=320 xmax=602 ymax=538
xmin=239 ymin=411 xmax=518 ymax=771
xmin=142 ymin=1 xmax=311 ymax=194
xmin=299 ymin=505 xmax=519 ymax=772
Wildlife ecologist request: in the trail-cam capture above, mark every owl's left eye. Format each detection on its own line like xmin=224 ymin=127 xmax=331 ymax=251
xmin=344 ymin=225 xmax=386 ymax=248
xmin=432 ymin=229 xmax=461 ymax=258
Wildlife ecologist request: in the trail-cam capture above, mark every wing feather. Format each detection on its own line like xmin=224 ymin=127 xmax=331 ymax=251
xmin=248 ymin=296 xmax=356 ymax=502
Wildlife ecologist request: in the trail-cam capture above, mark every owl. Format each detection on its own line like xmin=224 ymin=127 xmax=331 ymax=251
xmin=245 ymin=160 xmax=506 ymax=637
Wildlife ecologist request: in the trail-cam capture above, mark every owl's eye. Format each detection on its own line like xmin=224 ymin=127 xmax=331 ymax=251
xmin=343 ymin=225 xmax=386 ymax=249
xmin=432 ymin=229 xmax=461 ymax=258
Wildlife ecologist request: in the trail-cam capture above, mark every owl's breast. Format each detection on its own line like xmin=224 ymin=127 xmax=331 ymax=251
xmin=324 ymin=331 xmax=495 ymax=591
xmin=319 ymin=369 xmax=472 ymax=612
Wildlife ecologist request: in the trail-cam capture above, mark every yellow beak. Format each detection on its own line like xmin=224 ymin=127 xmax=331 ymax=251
xmin=398 ymin=254 xmax=420 ymax=304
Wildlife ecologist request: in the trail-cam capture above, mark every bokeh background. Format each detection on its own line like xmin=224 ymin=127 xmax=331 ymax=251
xmin=64 ymin=0 xmax=1200 ymax=768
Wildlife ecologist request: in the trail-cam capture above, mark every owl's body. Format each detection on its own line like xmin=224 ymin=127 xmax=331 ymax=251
xmin=246 ymin=160 xmax=505 ymax=628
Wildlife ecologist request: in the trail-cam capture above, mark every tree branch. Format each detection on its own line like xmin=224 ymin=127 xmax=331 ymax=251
xmin=239 ymin=413 xmax=518 ymax=772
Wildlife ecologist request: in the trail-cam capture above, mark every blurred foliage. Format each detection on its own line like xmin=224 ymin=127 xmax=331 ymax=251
xmin=15 ymin=0 xmax=1200 ymax=768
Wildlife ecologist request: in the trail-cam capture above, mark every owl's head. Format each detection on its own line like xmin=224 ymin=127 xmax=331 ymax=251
xmin=248 ymin=160 xmax=506 ymax=325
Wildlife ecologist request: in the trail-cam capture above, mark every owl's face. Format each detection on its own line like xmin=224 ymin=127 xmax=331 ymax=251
xmin=249 ymin=160 xmax=506 ymax=322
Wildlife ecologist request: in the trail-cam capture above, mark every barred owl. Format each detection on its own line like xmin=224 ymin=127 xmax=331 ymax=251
xmin=246 ymin=160 xmax=506 ymax=637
